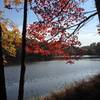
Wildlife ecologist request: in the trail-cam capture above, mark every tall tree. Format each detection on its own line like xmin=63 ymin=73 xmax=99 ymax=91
xmin=0 ymin=24 xmax=7 ymax=100
xmin=0 ymin=10 xmax=21 ymax=100
xmin=3 ymin=0 xmax=28 ymax=99
xmin=26 ymin=0 xmax=97 ymax=59
xmin=18 ymin=0 xmax=27 ymax=100
xmin=95 ymin=0 xmax=100 ymax=22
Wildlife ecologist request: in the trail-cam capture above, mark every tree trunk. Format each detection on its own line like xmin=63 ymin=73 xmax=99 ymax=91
xmin=95 ymin=0 xmax=100 ymax=22
xmin=18 ymin=0 xmax=27 ymax=100
xmin=0 ymin=25 xmax=7 ymax=100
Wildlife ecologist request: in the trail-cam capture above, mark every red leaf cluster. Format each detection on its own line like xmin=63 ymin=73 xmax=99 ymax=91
xmin=26 ymin=0 xmax=85 ymax=60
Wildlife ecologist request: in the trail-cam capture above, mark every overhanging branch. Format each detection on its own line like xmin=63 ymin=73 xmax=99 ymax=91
xmin=66 ymin=12 xmax=98 ymax=39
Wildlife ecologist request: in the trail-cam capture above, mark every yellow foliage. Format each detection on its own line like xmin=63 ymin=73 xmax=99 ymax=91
xmin=15 ymin=0 xmax=21 ymax=5
xmin=4 ymin=0 xmax=32 ymax=6
xmin=0 ymin=12 xmax=21 ymax=57
xmin=4 ymin=0 xmax=9 ymax=6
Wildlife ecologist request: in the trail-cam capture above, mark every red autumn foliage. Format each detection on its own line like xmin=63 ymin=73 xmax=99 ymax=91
xmin=26 ymin=0 xmax=86 ymax=61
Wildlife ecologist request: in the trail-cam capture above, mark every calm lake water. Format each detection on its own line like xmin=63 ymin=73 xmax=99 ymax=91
xmin=4 ymin=58 xmax=100 ymax=100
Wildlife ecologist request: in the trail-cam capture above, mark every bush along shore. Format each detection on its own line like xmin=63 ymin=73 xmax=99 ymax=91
xmin=38 ymin=74 xmax=100 ymax=100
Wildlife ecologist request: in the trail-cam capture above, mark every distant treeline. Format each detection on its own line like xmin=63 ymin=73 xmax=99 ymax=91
xmin=3 ymin=42 xmax=100 ymax=66
xmin=3 ymin=49 xmax=53 ymax=66
xmin=81 ymin=42 xmax=100 ymax=55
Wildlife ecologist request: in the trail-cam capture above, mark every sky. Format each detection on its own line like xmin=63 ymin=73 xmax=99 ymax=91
xmin=78 ymin=0 xmax=100 ymax=46
xmin=0 ymin=0 xmax=100 ymax=46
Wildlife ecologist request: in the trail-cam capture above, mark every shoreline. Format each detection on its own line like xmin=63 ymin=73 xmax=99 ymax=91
xmin=4 ymin=55 xmax=100 ymax=67
xmin=40 ymin=74 xmax=100 ymax=100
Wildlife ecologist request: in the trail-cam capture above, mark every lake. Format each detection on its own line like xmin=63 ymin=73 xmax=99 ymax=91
xmin=4 ymin=58 xmax=100 ymax=100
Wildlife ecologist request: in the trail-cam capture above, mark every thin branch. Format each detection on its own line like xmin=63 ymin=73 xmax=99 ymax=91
xmin=49 ymin=0 xmax=71 ymax=22
xmin=84 ymin=10 xmax=97 ymax=14
xmin=66 ymin=12 xmax=98 ymax=39
xmin=47 ymin=12 xmax=97 ymax=42
xmin=67 ymin=12 xmax=97 ymax=29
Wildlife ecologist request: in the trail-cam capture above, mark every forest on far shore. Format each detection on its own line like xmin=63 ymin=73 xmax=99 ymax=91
xmin=3 ymin=41 xmax=100 ymax=66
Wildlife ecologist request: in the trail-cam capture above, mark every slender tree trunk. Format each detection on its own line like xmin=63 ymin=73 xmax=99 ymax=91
xmin=18 ymin=0 xmax=27 ymax=100
xmin=0 ymin=25 xmax=7 ymax=100
xmin=95 ymin=0 xmax=100 ymax=22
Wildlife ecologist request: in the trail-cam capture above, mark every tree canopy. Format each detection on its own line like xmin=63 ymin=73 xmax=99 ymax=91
xmin=26 ymin=0 xmax=85 ymax=58
xmin=2 ymin=0 xmax=98 ymax=59
xmin=0 ymin=11 xmax=21 ymax=57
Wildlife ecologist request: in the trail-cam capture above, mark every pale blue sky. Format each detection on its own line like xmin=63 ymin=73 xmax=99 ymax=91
xmin=0 ymin=0 xmax=100 ymax=46
xmin=78 ymin=0 xmax=100 ymax=46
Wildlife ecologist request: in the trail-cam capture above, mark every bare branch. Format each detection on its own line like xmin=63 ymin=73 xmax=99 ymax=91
xmin=47 ymin=12 xmax=98 ymax=42
xmin=66 ymin=12 xmax=98 ymax=39
xmin=67 ymin=12 xmax=97 ymax=29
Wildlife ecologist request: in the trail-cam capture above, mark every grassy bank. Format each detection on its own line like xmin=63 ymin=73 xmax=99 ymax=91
xmin=38 ymin=74 xmax=100 ymax=100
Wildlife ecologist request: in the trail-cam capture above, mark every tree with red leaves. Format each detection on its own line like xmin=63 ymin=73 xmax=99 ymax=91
xmin=2 ymin=0 xmax=99 ymax=100
xmin=26 ymin=0 xmax=86 ymax=59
